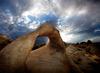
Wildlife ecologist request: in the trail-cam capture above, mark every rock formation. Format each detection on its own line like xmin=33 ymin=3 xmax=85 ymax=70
xmin=26 ymin=24 xmax=82 ymax=73
xmin=0 ymin=31 xmax=38 ymax=73
xmin=0 ymin=23 xmax=82 ymax=73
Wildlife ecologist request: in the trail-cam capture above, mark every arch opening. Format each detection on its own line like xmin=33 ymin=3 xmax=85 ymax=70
xmin=32 ymin=36 xmax=49 ymax=50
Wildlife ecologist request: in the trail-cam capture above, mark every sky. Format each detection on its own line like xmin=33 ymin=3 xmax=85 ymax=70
xmin=0 ymin=0 xmax=100 ymax=43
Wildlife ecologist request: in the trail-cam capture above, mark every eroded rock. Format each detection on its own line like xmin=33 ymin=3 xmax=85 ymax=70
xmin=26 ymin=24 xmax=68 ymax=73
xmin=0 ymin=32 xmax=38 ymax=73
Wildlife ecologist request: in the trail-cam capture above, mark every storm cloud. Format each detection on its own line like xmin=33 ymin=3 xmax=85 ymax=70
xmin=0 ymin=0 xmax=100 ymax=43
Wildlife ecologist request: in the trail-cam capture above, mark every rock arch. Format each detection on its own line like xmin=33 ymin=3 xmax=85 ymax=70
xmin=26 ymin=23 xmax=70 ymax=73
xmin=0 ymin=23 xmax=82 ymax=73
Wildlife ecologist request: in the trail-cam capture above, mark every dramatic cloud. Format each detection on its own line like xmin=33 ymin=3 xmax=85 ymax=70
xmin=0 ymin=0 xmax=100 ymax=42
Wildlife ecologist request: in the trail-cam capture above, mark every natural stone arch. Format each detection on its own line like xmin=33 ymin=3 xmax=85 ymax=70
xmin=0 ymin=23 xmax=82 ymax=73
xmin=26 ymin=23 xmax=82 ymax=73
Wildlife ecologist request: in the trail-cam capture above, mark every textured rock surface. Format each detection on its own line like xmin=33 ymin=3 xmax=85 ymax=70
xmin=0 ymin=31 xmax=38 ymax=73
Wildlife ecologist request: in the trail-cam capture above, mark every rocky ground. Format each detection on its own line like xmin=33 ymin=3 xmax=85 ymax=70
xmin=65 ymin=42 xmax=100 ymax=73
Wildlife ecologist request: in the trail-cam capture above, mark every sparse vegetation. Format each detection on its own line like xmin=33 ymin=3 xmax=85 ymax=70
xmin=65 ymin=41 xmax=100 ymax=73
